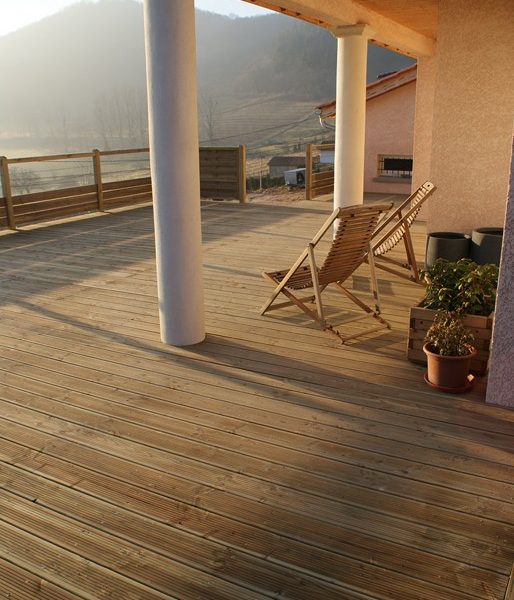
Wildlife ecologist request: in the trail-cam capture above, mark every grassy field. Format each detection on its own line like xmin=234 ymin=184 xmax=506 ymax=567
xmin=201 ymin=94 xmax=334 ymax=160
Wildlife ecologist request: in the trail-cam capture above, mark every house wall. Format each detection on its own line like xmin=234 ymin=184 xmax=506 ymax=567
xmin=426 ymin=0 xmax=514 ymax=233
xmin=364 ymin=80 xmax=415 ymax=194
xmin=269 ymin=164 xmax=305 ymax=178
xmin=269 ymin=166 xmax=287 ymax=178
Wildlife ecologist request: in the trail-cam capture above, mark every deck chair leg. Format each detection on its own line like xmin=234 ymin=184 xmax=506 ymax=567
xmin=307 ymin=245 xmax=325 ymax=329
xmin=367 ymin=244 xmax=382 ymax=314
xmin=260 ymin=249 xmax=309 ymax=315
xmin=335 ymin=283 xmax=391 ymax=329
xmin=261 ymin=266 xmax=323 ymax=327
xmin=402 ymin=227 xmax=420 ymax=283
xmin=279 ymin=287 xmax=324 ymax=324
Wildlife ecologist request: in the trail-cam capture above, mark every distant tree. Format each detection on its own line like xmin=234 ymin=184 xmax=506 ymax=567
xmin=10 ymin=168 xmax=42 ymax=194
xmin=200 ymin=95 xmax=220 ymax=144
xmin=93 ymin=86 xmax=148 ymax=149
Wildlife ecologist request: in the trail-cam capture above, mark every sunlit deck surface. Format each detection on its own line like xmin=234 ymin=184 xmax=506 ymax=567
xmin=0 ymin=199 xmax=513 ymax=600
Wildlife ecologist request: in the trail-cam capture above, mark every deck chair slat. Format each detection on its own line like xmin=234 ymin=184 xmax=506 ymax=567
xmin=371 ymin=181 xmax=436 ymax=283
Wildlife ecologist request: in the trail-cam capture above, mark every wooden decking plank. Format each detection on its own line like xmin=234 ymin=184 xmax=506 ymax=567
xmin=0 ymin=467 xmax=358 ymax=600
xmin=0 ymin=398 xmax=512 ymax=573
xmin=0 ymin=309 xmax=508 ymax=447
xmin=0 ymin=201 xmax=511 ymax=599
xmin=0 ymin=278 xmax=478 ymax=393
xmin=1 ymin=363 xmax=512 ymax=527
xmin=0 ymin=432 xmax=507 ymax=598
xmin=0 ymin=287 xmax=421 ymax=367
xmin=0 ymin=255 xmax=425 ymax=314
xmin=0 ymin=264 xmax=425 ymax=335
xmin=0 ymin=557 xmax=82 ymax=600
xmin=504 ymin=565 xmax=514 ymax=600
xmin=0 ymin=276 xmax=494 ymax=410
xmin=0 ymin=333 xmax=512 ymax=485
xmin=0 ymin=520 xmax=174 ymax=600
xmin=1 ymin=379 xmax=512 ymax=539
xmin=0 ymin=332 xmax=512 ymax=465
xmin=0 ymin=493 xmax=274 ymax=600
xmin=1 ymin=357 xmax=511 ymax=503
xmin=2 ymin=462 xmax=486 ymax=600
xmin=2 ymin=363 xmax=511 ymax=513
xmin=0 ymin=278 xmax=438 ymax=377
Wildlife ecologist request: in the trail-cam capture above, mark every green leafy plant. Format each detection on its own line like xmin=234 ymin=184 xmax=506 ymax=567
xmin=420 ymin=259 xmax=498 ymax=316
xmin=424 ymin=311 xmax=475 ymax=356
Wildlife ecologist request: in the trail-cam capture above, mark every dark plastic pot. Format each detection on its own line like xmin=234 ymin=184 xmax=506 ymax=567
xmin=425 ymin=232 xmax=470 ymax=268
xmin=470 ymin=227 xmax=503 ymax=266
xmin=423 ymin=343 xmax=477 ymax=393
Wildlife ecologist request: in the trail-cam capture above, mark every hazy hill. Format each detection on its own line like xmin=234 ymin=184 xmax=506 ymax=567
xmin=0 ymin=0 xmax=414 ymax=152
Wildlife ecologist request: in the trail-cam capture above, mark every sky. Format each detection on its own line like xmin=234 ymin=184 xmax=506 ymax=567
xmin=0 ymin=0 xmax=272 ymax=36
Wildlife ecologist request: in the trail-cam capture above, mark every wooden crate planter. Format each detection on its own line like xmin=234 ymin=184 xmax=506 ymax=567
xmin=407 ymin=306 xmax=493 ymax=376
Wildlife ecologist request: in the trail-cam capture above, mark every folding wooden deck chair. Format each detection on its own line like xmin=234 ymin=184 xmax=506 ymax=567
xmin=371 ymin=181 xmax=436 ymax=283
xmin=260 ymin=202 xmax=393 ymax=343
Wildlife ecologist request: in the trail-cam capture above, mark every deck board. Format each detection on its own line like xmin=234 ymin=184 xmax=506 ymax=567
xmin=0 ymin=201 xmax=512 ymax=599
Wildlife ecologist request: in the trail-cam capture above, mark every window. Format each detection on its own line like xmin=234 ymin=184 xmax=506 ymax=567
xmin=378 ymin=155 xmax=413 ymax=179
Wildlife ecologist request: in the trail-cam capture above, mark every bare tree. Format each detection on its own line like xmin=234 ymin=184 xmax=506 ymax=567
xmin=10 ymin=168 xmax=42 ymax=194
xmin=93 ymin=86 xmax=148 ymax=148
xmin=200 ymin=95 xmax=220 ymax=144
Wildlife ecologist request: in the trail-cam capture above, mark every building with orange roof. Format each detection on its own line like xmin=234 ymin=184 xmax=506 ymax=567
xmin=316 ymin=64 xmax=417 ymax=195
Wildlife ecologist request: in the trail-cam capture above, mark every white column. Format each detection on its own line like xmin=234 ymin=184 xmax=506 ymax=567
xmin=332 ymin=25 xmax=374 ymax=209
xmin=143 ymin=0 xmax=205 ymax=346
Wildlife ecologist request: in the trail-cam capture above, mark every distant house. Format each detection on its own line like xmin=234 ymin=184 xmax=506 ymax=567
xmin=267 ymin=156 xmax=306 ymax=178
xmin=316 ymin=64 xmax=417 ymax=194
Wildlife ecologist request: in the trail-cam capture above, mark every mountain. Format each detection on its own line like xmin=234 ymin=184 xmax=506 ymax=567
xmin=0 ymin=0 xmax=414 ymax=153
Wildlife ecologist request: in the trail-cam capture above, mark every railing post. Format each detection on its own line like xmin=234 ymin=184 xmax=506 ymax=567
xmin=305 ymin=143 xmax=313 ymax=201
xmin=238 ymin=144 xmax=247 ymax=204
xmin=0 ymin=156 xmax=16 ymax=230
xmin=92 ymin=149 xmax=105 ymax=211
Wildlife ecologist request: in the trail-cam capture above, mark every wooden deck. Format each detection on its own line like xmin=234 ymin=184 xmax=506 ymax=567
xmin=0 ymin=200 xmax=512 ymax=600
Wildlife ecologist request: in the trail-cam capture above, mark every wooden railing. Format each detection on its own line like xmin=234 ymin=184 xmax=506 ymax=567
xmin=305 ymin=143 xmax=334 ymax=201
xmin=200 ymin=145 xmax=246 ymax=201
xmin=0 ymin=145 xmax=246 ymax=231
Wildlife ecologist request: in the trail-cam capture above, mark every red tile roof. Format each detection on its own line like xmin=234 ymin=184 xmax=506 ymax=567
xmin=316 ymin=64 xmax=417 ymax=119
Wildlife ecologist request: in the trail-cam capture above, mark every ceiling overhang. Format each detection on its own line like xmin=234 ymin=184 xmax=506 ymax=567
xmin=244 ymin=0 xmax=437 ymax=57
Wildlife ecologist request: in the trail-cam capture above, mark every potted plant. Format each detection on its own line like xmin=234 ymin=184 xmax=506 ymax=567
xmin=420 ymin=258 xmax=498 ymax=315
xmin=407 ymin=259 xmax=498 ymax=375
xmin=423 ymin=311 xmax=476 ymax=392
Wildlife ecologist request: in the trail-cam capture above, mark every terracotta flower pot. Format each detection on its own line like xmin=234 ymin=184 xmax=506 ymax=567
xmin=423 ymin=343 xmax=477 ymax=392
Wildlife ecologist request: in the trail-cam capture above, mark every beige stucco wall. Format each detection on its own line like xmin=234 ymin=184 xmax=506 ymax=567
xmin=364 ymin=81 xmax=415 ymax=194
xmin=426 ymin=0 xmax=514 ymax=233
